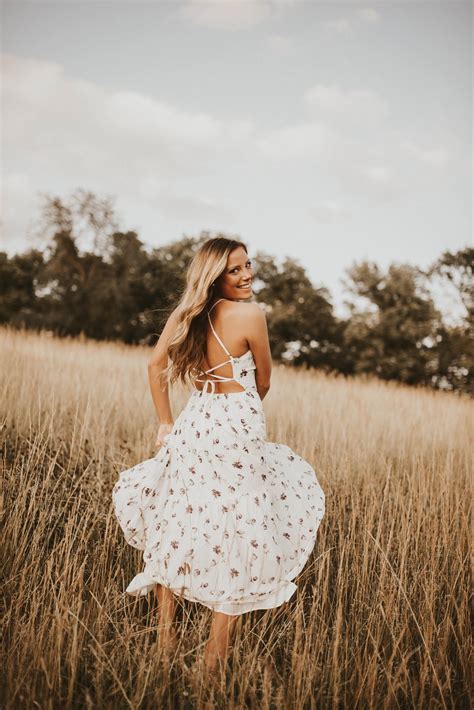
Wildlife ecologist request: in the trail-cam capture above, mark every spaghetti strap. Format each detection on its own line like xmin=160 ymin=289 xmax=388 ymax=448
xmin=207 ymin=301 xmax=232 ymax=358
xmin=208 ymin=298 xmax=225 ymax=313
xmin=207 ymin=313 xmax=232 ymax=358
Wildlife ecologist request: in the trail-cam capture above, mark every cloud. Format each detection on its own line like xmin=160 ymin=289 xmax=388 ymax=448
xmin=362 ymin=165 xmax=391 ymax=182
xmin=256 ymin=83 xmax=391 ymax=165
xmin=323 ymin=6 xmax=381 ymax=36
xmin=356 ymin=7 xmax=380 ymax=24
xmin=2 ymin=53 xmax=254 ymax=248
xmin=3 ymin=53 xmax=254 ymax=170
xmin=2 ymin=52 xmax=456 ymax=255
xmin=178 ymin=0 xmax=271 ymax=31
xmin=265 ymin=33 xmax=294 ymax=55
xmin=323 ymin=18 xmax=354 ymax=36
xmin=178 ymin=0 xmax=298 ymax=31
xmin=256 ymin=121 xmax=328 ymax=160
xmin=255 ymin=82 xmax=410 ymax=203
xmin=399 ymin=138 xmax=452 ymax=167
xmin=138 ymin=177 xmax=237 ymax=224
xmin=304 ymin=84 xmax=389 ymax=128
xmin=310 ymin=200 xmax=351 ymax=224
xmin=0 ymin=173 xmax=38 ymax=250
xmin=354 ymin=164 xmax=402 ymax=202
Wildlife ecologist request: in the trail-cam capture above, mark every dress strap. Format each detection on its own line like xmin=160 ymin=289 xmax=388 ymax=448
xmin=207 ymin=302 xmax=232 ymax=358
xmin=208 ymin=297 xmax=226 ymax=313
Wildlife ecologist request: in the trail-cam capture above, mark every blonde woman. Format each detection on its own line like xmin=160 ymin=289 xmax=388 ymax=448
xmin=112 ymin=237 xmax=325 ymax=677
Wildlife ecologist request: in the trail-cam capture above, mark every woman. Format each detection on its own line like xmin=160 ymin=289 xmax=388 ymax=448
xmin=112 ymin=237 xmax=325 ymax=676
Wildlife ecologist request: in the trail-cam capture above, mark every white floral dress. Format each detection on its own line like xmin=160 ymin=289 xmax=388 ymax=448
xmin=112 ymin=299 xmax=325 ymax=615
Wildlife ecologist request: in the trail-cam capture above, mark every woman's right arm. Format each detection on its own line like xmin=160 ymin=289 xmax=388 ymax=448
xmin=246 ymin=303 xmax=272 ymax=401
xmin=147 ymin=307 xmax=181 ymax=440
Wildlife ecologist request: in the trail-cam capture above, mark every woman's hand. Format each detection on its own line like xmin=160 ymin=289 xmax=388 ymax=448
xmin=155 ymin=422 xmax=174 ymax=449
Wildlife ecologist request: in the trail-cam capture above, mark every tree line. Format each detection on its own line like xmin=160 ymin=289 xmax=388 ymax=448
xmin=1 ymin=189 xmax=472 ymax=395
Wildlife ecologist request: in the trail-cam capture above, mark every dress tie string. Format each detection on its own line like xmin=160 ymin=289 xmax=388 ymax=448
xmin=193 ymin=368 xmax=237 ymax=445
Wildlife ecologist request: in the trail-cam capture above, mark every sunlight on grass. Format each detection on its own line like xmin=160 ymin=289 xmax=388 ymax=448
xmin=1 ymin=325 xmax=471 ymax=707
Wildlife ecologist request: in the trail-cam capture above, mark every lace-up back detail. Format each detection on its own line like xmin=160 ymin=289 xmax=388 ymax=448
xmin=193 ymin=298 xmax=257 ymax=394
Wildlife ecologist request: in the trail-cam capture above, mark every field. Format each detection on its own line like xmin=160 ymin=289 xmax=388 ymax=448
xmin=1 ymin=326 xmax=472 ymax=708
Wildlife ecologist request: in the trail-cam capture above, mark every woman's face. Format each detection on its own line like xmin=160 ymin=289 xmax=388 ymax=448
xmin=217 ymin=246 xmax=254 ymax=301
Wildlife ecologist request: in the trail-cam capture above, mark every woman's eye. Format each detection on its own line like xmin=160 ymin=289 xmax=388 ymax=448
xmin=230 ymin=261 xmax=251 ymax=273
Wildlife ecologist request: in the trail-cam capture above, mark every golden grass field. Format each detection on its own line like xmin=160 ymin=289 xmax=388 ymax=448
xmin=1 ymin=325 xmax=472 ymax=708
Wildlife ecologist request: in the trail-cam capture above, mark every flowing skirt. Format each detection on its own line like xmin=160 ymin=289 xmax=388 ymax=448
xmin=112 ymin=388 xmax=325 ymax=615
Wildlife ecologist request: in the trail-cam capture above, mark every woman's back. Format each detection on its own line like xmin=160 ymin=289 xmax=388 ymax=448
xmin=195 ymin=298 xmax=254 ymax=394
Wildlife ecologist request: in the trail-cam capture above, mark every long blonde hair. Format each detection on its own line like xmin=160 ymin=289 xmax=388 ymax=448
xmin=160 ymin=237 xmax=248 ymax=388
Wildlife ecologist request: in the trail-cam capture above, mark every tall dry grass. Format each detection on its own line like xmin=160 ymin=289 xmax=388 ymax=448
xmin=1 ymin=325 xmax=472 ymax=708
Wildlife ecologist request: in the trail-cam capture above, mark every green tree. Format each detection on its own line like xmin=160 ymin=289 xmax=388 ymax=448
xmin=428 ymin=247 xmax=473 ymax=325
xmin=36 ymin=231 xmax=90 ymax=335
xmin=342 ymin=261 xmax=441 ymax=386
xmin=3 ymin=186 xmax=471 ymax=393
xmin=105 ymin=231 xmax=159 ymax=343
xmin=143 ymin=233 xmax=210 ymax=338
xmin=252 ymin=252 xmax=342 ymax=370
xmin=0 ymin=249 xmax=44 ymax=326
xmin=426 ymin=248 xmax=473 ymax=394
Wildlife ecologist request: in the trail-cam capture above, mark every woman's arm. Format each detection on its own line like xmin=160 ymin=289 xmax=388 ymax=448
xmin=245 ymin=303 xmax=272 ymax=401
xmin=147 ymin=308 xmax=181 ymax=438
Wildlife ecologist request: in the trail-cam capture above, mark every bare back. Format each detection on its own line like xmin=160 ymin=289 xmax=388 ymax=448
xmin=196 ymin=299 xmax=251 ymax=394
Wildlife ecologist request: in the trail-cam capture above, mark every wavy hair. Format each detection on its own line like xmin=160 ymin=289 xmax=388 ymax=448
xmin=159 ymin=237 xmax=248 ymax=388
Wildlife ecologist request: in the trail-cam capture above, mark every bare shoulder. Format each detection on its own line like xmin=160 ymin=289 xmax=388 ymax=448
xmin=227 ymin=300 xmax=265 ymax=321
xmin=225 ymin=301 xmax=267 ymax=340
xmin=159 ymin=305 xmax=182 ymax=339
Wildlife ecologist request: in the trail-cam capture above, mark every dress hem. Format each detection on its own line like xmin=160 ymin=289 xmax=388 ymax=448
xmin=122 ymin=520 xmax=320 ymax=616
xmin=123 ymin=570 xmax=299 ymax=616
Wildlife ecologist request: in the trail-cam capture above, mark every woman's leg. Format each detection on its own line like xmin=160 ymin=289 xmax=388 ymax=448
xmin=154 ymin=584 xmax=178 ymax=650
xmin=203 ymin=611 xmax=239 ymax=673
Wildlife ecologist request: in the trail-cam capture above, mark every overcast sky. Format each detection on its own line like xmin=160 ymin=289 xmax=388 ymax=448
xmin=1 ymin=0 xmax=472 ymax=319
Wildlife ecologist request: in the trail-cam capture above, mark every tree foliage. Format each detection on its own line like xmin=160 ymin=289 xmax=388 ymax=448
xmin=342 ymin=262 xmax=442 ymax=385
xmin=1 ymin=190 xmax=472 ymax=395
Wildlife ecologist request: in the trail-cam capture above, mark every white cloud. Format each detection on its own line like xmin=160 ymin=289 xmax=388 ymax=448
xmin=323 ymin=7 xmax=380 ymax=37
xmin=255 ymin=82 xmax=412 ymax=204
xmin=305 ymin=84 xmax=389 ymax=129
xmin=256 ymin=121 xmax=328 ymax=160
xmin=399 ymin=138 xmax=452 ymax=167
xmin=178 ymin=0 xmax=271 ymax=31
xmin=2 ymin=53 xmax=254 ymax=247
xmin=104 ymin=91 xmax=222 ymax=146
xmin=178 ymin=0 xmax=298 ymax=31
xmin=310 ymin=200 xmax=351 ymax=223
xmin=362 ymin=165 xmax=391 ymax=182
xmin=138 ymin=177 xmax=237 ymax=224
xmin=3 ymin=54 xmax=253 ymax=170
xmin=356 ymin=8 xmax=380 ymax=24
xmin=258 ymin=82 xmax=391 ymax=168
xmin=323 ymin=18 xmax=354 ymax=36
xmin=355 ymin=163 xmax=402 ymax=201
xmin=1 ymin=48 xmax=461 ymax=256
xmin=0 ymin=173 xmax=38 ymax=250
xmin=265 ymin=33 xmax=294 ymax=55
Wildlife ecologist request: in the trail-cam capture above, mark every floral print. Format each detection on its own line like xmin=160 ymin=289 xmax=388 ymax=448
xmin=112 ymin=347 xmax=325 ymax=616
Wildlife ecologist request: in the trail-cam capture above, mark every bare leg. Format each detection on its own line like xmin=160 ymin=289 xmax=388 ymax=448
xmin=203 ymin=611 xmax=239 ymax=674
xmin=154 ymin=584 xmax=178 ymax=651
